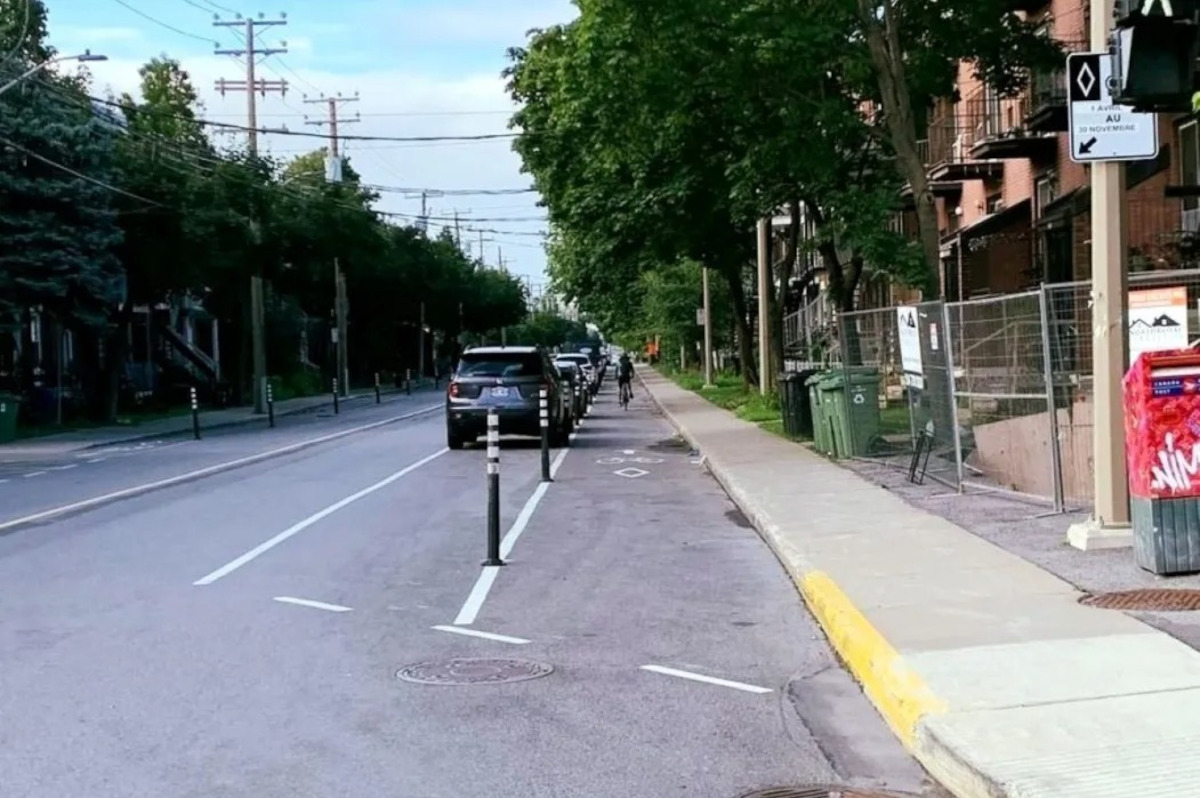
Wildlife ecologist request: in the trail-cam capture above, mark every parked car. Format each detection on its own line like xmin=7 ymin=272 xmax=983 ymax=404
xmin=553 ymin=358 xmax=588 ymax=419
xmin=445 ymin=345 xmax=572 ymax=450
xmin=556 ymin=352 xmax=597 ymax=394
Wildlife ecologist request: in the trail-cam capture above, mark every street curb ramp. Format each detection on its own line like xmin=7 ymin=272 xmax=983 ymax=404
xmin=640 ymin=374 xmax=1004 ymax=798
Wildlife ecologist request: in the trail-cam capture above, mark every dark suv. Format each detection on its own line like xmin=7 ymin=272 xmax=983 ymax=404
xmin=445 ymin=346 xmax=572 ymax=450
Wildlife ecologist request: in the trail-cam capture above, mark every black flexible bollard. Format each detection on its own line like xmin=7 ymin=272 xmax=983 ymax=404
xmin=332 ymin=378 xmax=340 ymax=414
xmin=484 ymin=411 xmax=504 ymax=566
xmin=190 ymin=386 xmax=201 ymax=440
xmin=266 ymin=380 xmax=275 ymax=428
xmin=374 ymin=372 xmax=381 ymax=404
xmin=540 ymin=387 xmax=552 ymax=482
xmin=405 ymin=368 xmax=412 ymax=396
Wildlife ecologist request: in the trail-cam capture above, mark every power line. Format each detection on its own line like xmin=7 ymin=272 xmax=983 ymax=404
xmin=111 ymin=0 xmax=221 ymax=45
xmin=0 ymin=135 xmax=162 ymax=206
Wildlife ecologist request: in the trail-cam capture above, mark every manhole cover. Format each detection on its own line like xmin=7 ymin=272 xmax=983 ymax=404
xmin=737 ymin=788 xmax=913 ymax=798
xmin=1080 ymin=589 xmax=1200 ymax=611
xmin=396 ymin=658 xmax=554 ymax=685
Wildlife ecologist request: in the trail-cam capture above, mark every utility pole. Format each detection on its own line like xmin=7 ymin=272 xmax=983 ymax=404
xmin=454 ymin=210 xmax=462 ymax=248
xmin=214 ymin=13 xmax=288 ymax=414
xmin=756 ymin=217 xmax=771 ymax=396
xmin=1068 ymin=0 xmax=1131 ymax=549
xmin=702 ymin=266 xmax=714 ymax=388
xmin=304 ymin=93 xmax=359 ymax=398
xmin=420 ymin=191 xmax=429 ymax=234
xmin=303 ymin=92 xmax=359 ymax=159
xmin=418 ymin=301 xmax=426 ymax=378
xmin=333 ymin=259 xmax=349 ymax=397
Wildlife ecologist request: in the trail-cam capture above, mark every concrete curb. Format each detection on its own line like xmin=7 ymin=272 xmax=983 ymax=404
xmin=640 ymin=373 xmax=981 ymax=797
xmin=75 ymin=383 xmax=440 ymax=451
xmin=0 ymin=403 xmax=443 ymax=535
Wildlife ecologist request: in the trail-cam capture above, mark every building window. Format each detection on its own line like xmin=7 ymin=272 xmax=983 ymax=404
xmin=1179 ymin=120 xmax=1200 ymax=233
xmin=1034 ymin=173 xmax=1058 ymax=220
xmin=986 ymin=192 xmax=1003 ymax=214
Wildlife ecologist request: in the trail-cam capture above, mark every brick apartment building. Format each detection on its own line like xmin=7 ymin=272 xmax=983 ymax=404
xmin=893 ymin=0 xmax=1192 ymax=303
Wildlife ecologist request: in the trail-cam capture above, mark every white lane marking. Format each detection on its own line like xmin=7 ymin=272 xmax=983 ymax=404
xmin=82 ymin=457 xmax=105 ymax=463
xmin=451 ymin=444 xmax=571 ymax=625
xmin=640 ymin=665 xmax=773 ymax=694
xmin=274 ymin=596 xmax=353 ymax=613
xmin=432 ymin=625 xmax=530 ymax=644
xmin=453 ymin=566 xmax=501 ymax=625
xmin=48 ymin=464 xmax=77 ymax=471
xmin=23 ymin=471 xmax=46 ymax=478
xmin=622 ymin=449 xmax=635 ymax=454
xmin=193 ymin=447 xmax=448 ymax=585
xmin=0 ymin=404 xmax=441 ymax=534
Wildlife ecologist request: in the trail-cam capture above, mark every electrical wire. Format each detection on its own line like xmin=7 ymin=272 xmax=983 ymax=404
xmin=9 ymin=78 xmax=547 ymax=239
xmin=110 ymin=0 xmax=221 ymax=45
xmin=0 ymin=135 xmax=163 ymax=207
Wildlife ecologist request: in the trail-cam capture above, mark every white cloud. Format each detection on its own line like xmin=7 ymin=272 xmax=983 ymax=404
xmin=82 ymin=55 xmax=549 ymax=281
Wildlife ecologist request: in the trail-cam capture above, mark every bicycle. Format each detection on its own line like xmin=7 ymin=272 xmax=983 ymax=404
xmin=619 ymin=380 xmax=632 ymax=409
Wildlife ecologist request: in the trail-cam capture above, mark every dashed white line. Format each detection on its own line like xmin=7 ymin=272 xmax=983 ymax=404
xmin=274 ymin=596 xmax=353 ymax=613
xmin=48 ymin=464 xmax=77 ymax=471
xmin=453 ymin=566 xmax=501 ymax=626
xmin=451 ymin=444 xmax=571 ymax=625
xmin=193 ymin=447 xmax=448 ymax=585
xmin=23 ymin=471 xmax=46 ymax=478
xmin=432 ymin=625 xmax=530 ymax=644
xmin=640 ymin=665 xmax=773 ymax=694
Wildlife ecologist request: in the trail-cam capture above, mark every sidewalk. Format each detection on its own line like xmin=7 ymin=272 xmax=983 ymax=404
xmin=0 ymin=381 xmax=439 ymax=459
xmin=641 ymin=368 xmax=1200 ymax=798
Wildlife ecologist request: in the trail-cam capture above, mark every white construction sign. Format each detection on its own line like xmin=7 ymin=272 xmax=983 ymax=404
xmin=1067 ymin=52 xmax=1158 ymax=163
xmin=896 ymin=305 xmax=924 ymax=388
xmin=1129 ymin=286 xmax=1189 ymax=362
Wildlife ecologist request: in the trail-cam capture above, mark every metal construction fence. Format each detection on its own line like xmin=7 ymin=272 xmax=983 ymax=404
xmin=798 ymin=269 xmax=1200 ymax=512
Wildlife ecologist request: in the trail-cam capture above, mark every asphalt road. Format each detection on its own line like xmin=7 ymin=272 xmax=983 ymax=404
xmin=0 ymin=382 xmax=942 ymax=798
xmin=0 ymin=388 xmax=444 ymax=527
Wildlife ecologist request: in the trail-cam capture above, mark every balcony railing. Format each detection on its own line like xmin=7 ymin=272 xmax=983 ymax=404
xmin=1026 ymin=68 xmax=1068 ymax=132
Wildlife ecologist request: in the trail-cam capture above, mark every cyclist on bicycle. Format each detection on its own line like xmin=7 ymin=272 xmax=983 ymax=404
xmin=616 ymin=353 xmax=634 ymax=403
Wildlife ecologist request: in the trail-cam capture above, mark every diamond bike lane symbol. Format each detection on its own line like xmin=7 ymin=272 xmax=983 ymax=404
xmin=614 ymin=467 xmax=648 ymax=478
xmin=1075 ymin=61 xmax=1094 ymax=98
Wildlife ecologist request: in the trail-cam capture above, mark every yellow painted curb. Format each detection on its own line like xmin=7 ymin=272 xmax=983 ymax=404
xmin=798 ymin=570 xmax=946 ymax=748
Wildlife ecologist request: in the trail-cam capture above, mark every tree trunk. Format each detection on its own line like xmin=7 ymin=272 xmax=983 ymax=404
xmin=840 ymin=256 xmax=866 ymax=366
xmin=723 ymin=266 xmax=757 ymax=388
xmin=857 ymin=0 xmax=940 ymax=295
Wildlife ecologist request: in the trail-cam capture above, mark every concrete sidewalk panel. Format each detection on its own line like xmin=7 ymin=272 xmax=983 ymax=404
xmin=921 ymin=689 xmax=1200 ymax=797
xmin=909 ymin=631 xmax=1200 ymax=710
xmin=867 ymin=593 xmax=1150 ymax=652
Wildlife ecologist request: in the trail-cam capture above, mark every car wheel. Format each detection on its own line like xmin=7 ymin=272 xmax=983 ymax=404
xmin=447 ymin=427 xmax=466 ymax=450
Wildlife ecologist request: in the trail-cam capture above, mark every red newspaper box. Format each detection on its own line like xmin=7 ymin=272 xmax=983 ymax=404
xmin=1125 ymin=348 xmax=1200 ymax=574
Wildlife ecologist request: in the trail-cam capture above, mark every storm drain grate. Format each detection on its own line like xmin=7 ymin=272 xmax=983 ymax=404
xmin=1080 ymin=588 xmax=1200 ymax=611
xmin=396 ymin=658 xmax=554 ymax=686
xmin=736 ymin=788 xmax=915 ymax=798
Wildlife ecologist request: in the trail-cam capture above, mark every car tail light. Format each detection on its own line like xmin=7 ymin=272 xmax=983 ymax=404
xmin=448 ymin=381 xmax=460 ymax=398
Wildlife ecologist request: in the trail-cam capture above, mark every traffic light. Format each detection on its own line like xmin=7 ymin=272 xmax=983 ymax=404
xmin=1110 ymin=0 xmax=1200 ymax=112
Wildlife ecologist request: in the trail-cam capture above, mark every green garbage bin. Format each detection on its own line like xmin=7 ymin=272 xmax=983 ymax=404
xmin=0 ymin=393 xmax=19 ymax=443
xmin=806 ymin=372 xmax=835 ymax=455
xmin=820 ymin=368 xmax=882 ymax=457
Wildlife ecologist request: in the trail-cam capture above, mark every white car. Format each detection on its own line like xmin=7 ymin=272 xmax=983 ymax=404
xmin=556 ymin=353 xmax=597 ymax=388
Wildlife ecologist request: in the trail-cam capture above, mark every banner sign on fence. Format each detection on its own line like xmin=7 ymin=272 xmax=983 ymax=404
xmin=1129 ymin=287 xmax=1189 ymax=362
xmin=896 ymin=305 xmax=924 ymax=388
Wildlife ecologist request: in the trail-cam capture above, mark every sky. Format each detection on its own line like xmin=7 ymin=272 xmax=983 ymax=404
xmin=41 ymin=0 xmax=579 ymax=288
